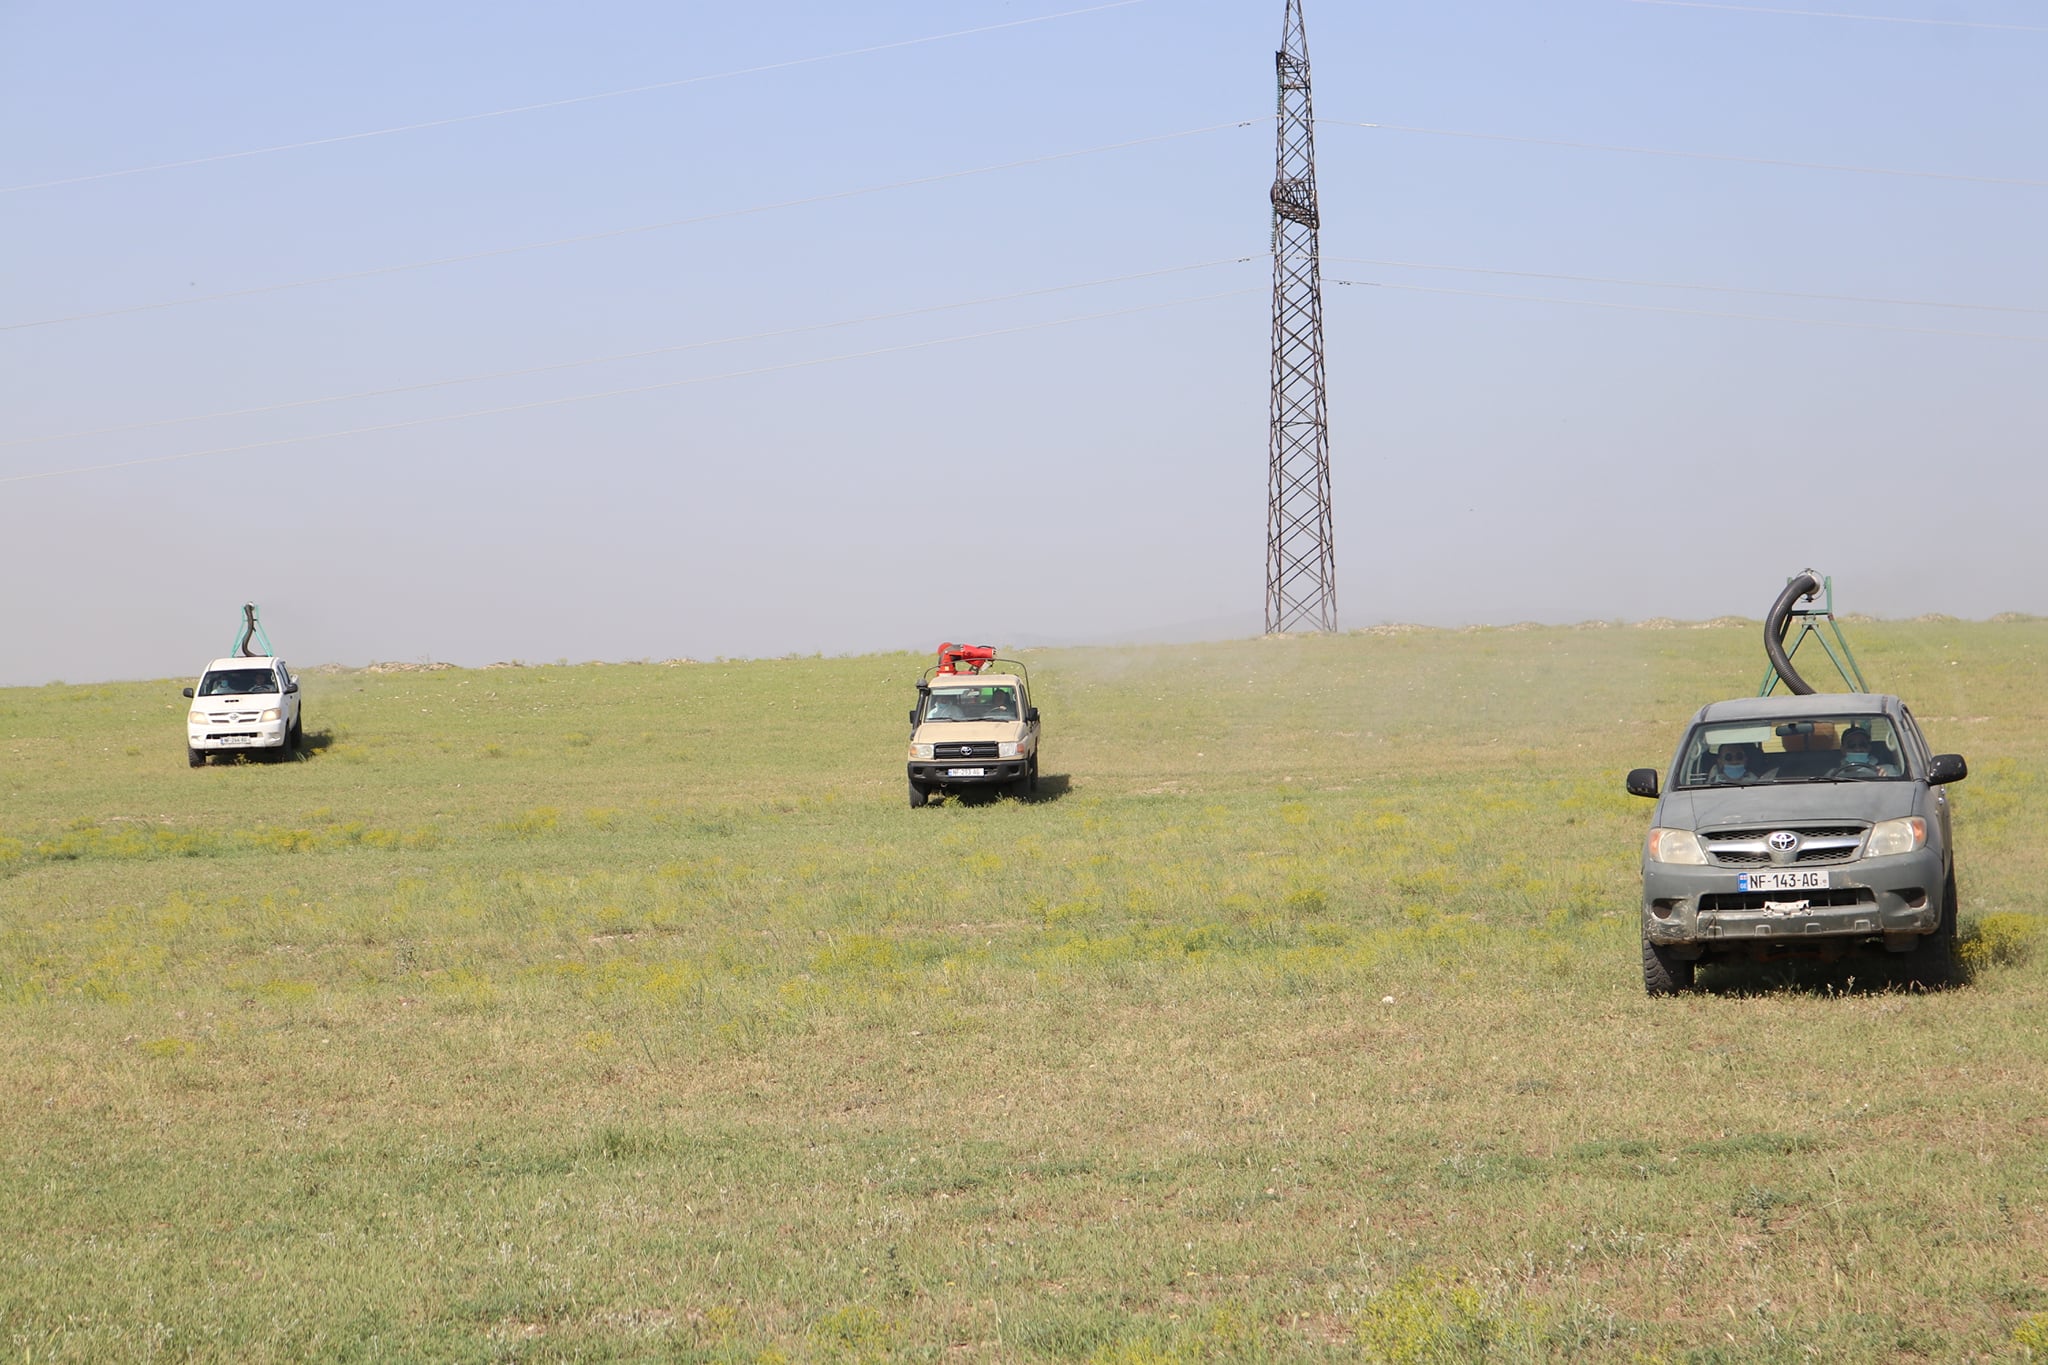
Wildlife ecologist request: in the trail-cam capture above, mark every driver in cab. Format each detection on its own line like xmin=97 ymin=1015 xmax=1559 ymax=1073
xmin=1831 ymin=727 xmax=1900 ymax=778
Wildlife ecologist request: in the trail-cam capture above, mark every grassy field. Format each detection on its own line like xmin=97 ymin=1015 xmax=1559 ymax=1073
xmin=3 ymin=621 xmax=2046 ymax=1362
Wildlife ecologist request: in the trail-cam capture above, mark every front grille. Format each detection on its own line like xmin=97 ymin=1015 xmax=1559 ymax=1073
xmin=931 ymin=742 xmax=999 ymax=761
xmin=1702 ymin=824 xmax=1868 ymax=867
xmin=1712 ymin=826 xmax=1864 ymax=841
xmin=1699 ymin=888 xmax=1878 ymax=912
xmin=1711 ymin=849 xmax=1773 ymax=867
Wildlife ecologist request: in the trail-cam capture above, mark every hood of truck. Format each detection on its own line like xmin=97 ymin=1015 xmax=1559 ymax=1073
xmin=1661 ymin=781 xmax=1921 ymax=830
xmin=912 ymin=720 xmax=1026 ymax=745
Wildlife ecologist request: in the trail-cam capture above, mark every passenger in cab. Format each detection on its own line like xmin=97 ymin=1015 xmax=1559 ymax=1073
xmin=1710 ymin=742 xmax=1764 ymax=784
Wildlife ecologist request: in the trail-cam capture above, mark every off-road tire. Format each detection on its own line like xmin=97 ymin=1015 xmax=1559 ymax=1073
xmin=1027 ymin=755 xmax=1039 ymax=794
xmin=287 ymin=715 xmax=303 ymax=756
xmin=1643 ymin=934 xmax=1695 ymax=995
xmin=908 ymin=781 xmax=930 ymax=809
xmin=187 ymin=746 xmax=204 ymax=769
xmin=1907 ymin=871 xmax=1959 ymax=988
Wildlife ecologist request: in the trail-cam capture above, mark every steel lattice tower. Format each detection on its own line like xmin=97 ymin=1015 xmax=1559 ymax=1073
xmin=1265 ymin=0 xmax=1336 ymax=634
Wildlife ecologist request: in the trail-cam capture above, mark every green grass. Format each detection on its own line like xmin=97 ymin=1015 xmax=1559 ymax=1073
xmin=2 ymin=623 xmax=2046 ymax=1361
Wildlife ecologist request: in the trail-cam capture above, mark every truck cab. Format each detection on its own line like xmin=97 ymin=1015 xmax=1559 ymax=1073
xmin=906 ymin=645 xmax=1040 ymax=807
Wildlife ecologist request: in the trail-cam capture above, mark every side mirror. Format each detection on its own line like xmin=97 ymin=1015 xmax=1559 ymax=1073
xmin=907 ymin=707 xmax=918 ymax=727
xmin=1025 ymin=707 xmax=1040 ymax=724
xmin=285 ymin=682 xmax=299 ymax=694
xmin=181 ymin=687 xmax=195 ymax=698
xmin=1625 ymin=768 xmax=1660 ymax=799
xmin=1927 ymin=754 xmax=1968 ymax=785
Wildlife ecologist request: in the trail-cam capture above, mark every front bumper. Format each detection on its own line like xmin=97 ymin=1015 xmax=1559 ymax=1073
xmin=1642 ymin=848 xmax=1943 ymax=956
xmin=909 ymin=761 xmax=1027 ymax=787
xmin=190 ymin=721 xmax=289 ymax=752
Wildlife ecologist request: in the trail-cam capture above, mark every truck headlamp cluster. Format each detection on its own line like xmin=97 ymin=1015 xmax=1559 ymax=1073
xmin=1646 ymin=828 xmax=1708 ymax=865
xmin=1865 ymin=817 xmax=1926 ymax=857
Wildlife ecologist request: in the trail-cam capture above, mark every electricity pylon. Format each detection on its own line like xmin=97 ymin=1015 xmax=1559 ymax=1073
xmin=1265 ymin=0 xmax=1336 ymax=635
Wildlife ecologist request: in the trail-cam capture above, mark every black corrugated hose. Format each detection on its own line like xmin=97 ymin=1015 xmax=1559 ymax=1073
xmin=1764 ymin=571 xmax=1822 ymax=695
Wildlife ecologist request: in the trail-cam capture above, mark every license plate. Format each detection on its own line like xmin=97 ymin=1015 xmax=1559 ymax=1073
xmin=1740 ymin=869 xmax=1830 ymax=892
xmin=215 ymin=735 xmax=256 ymax=747
xmin=945 ymin=767 xmax=985 ymax=778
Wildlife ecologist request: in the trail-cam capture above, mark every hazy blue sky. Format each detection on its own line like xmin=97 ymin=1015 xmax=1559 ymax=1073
xmin=3 ymin=0 xmax=2043 ymax=685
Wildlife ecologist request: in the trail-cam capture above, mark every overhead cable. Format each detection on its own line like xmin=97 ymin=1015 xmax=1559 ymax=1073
xmin=0 ymin=287 xmax=1260 ymax=486
xmin=0 ymin=1 xmax=1151 ymax=196
xmin=1 ymin=256 xmax=1258 ymax=450
xmin=1 ymin=120 xmax=1262 ymax=333
xmin=1324 ymin=256 xmax=2048 ymax=316
xmin=1324 ymin=119 xmax=2048 ymax=189
xmin=1331 ymin=277 xmax=2048 ymax=344
xmin=1619 ymin=0 xmax=2048 ymax=32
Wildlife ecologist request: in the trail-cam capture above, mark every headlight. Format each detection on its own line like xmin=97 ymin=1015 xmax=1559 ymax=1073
xmin=998 ymin=741 xmax=1023 ymax=758
xmin=1647 ymin=828 xmax=1708 ymax=865
xmin=188 ymin=710 xmax=208 ymax=726
xmin=1865 ymin=817 xmax=1926 ymax=857
xmin=260 ymin=708 xmax=282 ymax=722
xmin=910 ymin=743 xmax=934 ymax=760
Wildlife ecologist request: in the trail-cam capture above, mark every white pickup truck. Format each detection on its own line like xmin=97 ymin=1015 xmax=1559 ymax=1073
xmin=182 ymin=656 xmax=302 ymax=766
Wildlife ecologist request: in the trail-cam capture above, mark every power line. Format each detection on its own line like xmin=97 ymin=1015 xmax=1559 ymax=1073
xmin=0 ymin=1 xmax=1151 ymax=196
xmin=1324 ymin=119 xmax=2048 ymax=189
xmin=1 ymin=287 xmax=1261 ymax=486
xmin=28 ymin=251 xmax=2020 ymax=452
xmin=1 ymin=256 xmax=1258 ymax=450
xmin=1618 ymin=0 xmax=2048 ymax=32
xmin=1 ymin=120 xmax=1262 ymax=333
xmin=1330 ymin=277 xmax=2048 ymax=343
xmin=1324 ymin=256 xmax=2048 ymax=316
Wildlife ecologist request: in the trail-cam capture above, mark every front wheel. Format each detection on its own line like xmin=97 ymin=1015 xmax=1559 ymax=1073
xmin=1906 ymin=871 xmax=1958 ymax=988
xmin=187 ymin=746 xmax=204 ymax=769
xmin=1643 ymin=934 xmax=1695 ymax=995
xmin=908 ymin=780 xmax=930 ymax=809
xmin=1027 ymin=755 xmax=1039 ymax=794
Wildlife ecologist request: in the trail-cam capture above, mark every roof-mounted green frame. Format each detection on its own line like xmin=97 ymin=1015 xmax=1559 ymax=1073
xmin=1758 ymin=575 xmax=1869 ymax=696
xmin=231 ymin=602 xmax=276 ymax=658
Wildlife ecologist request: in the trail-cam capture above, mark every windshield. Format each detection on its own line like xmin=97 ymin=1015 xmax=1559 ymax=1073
xmin=921 ymin=684 xmax=1020 ymax=723
xmin=200 ymin=668 xmax=278 ymax=697
xmin=1675 ymin=715 xmax=1908 ymax=788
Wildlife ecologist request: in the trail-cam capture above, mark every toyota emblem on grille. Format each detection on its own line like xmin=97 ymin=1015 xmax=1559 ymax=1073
xmin=1768 ymin=831 xmax=1799 ymax=852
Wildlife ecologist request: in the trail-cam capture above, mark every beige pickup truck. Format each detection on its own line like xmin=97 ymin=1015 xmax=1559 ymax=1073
xmin=905 ymin=645 xmax=1040 ymax=807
